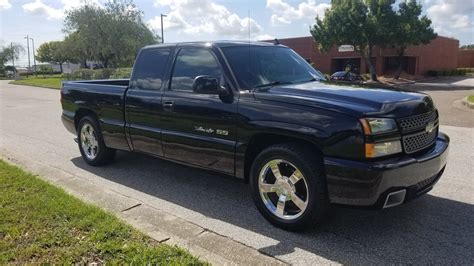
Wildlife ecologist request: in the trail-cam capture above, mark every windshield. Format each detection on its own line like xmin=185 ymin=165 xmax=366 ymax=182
xmin=221 ymin=46 xmax=325 ymax=89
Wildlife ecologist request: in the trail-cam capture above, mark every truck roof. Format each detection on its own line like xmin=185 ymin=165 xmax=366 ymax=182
xmin=142 ymin=40 xmax=287 ymax=50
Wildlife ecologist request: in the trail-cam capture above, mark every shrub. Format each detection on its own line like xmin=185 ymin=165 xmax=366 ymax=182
xmin=93 ymin=68 xmax=116 ymax=79
xmin=62 ymin=73 xmax=74 ymax=80
xmin=37 ymin=66 xmax=54 ymax=75
xmin=426 ymin=68 xmax=470 ymax=77
xmin=66 ymin=68 xmax=132 ymax=80
xmin=426 ymin=70 xmax=438 ymax=77
xmin=457 ymin=69 xmax=466 ymax=76
xmin=458 ymin=68 xmax=474 ymax=73
xmin=72 ymin=69 xmax=95 ymax=80
xmin=110 ymin=67 xmax=132 ymax=79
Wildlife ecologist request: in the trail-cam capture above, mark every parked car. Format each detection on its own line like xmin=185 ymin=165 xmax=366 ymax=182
xmin=330 ymin=71 xmax=362 ymax=82
xmin=5 ymin=70 xmax=15 ymax=78
xmin=61 ymin=41 xmax=449 ymax=230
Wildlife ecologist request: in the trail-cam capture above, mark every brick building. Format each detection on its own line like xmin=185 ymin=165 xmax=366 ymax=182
xmin=271 ymin=36 xmax=459 ymax=76
xmin=458 ymin=49 xmax=474 ymax=68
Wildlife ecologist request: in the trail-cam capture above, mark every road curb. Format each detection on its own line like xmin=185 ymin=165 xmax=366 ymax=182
xmin=461 ymin=97 xmax=474 ymax=109
xmin=0 ymin=149 xmax=286 ymax=265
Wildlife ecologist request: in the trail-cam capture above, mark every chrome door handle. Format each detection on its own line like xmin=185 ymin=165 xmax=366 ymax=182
xmin=163 ymin=101 xmax=174 ymax=108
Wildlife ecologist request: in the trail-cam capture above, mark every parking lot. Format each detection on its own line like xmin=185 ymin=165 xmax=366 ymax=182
xmin=0 ymin=80 xmax=473 ymax=264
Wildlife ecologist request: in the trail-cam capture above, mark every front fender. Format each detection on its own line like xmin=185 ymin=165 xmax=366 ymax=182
xmin=234 ymin=120 xmax=328 ymax=179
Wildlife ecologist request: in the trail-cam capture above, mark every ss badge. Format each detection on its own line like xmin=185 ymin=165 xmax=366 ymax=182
xmin=216 ymin=129 xmax=229 ymax=136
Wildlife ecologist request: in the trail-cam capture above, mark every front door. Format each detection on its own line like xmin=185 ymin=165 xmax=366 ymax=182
xmin=160 ymin=47 xmax=238 ymax=175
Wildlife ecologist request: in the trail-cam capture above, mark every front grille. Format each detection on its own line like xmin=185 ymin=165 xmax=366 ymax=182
xmin=402 ymin=127 xmax=438 ymax=154
xmin=397 ymin=111 xmax=438 ymax=154
xmin=398 ymin=111 xmax=437 ymax=133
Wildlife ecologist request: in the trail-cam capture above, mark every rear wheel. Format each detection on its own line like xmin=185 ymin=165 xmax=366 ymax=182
xmin=78 ymin=116 xmax=115 ymax=166
xmin=250 ymin=143 xmax=329 ymax=230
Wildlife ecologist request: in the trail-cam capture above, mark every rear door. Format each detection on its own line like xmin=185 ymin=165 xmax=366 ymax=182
xmin=124 ymin=47 xmax=173 ymax=156
xmin=160 ymin=46 xmax=238 ymax=174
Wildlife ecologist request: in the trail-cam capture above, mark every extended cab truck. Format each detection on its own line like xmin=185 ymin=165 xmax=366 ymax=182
xmin=61 ymin=41 xmax=449 ymax=230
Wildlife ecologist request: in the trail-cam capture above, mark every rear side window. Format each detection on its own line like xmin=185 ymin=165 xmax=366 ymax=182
xmin=170 ymin=48 xmax=222 ymax=92
xmin=131 ymin=48 xmax=171 ymax=90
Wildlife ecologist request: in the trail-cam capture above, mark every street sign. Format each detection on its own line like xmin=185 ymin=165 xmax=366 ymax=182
xmin=338 ymin=45 xmax=355 ymax=52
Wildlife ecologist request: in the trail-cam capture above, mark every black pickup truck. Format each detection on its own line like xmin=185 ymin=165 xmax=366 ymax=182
xmin=61 ymin=41 xmax=449 ymax=230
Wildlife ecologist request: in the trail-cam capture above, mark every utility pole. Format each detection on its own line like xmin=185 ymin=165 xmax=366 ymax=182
xmin=10 ymin=42 xmax=14 ymax=67
xmin=24 ymin=35 xmax=31 ymax=74
xmin=160 ymin=14 xmax=167 ymax=43
xmin=30 ymin=37 xmax=36 ymax=74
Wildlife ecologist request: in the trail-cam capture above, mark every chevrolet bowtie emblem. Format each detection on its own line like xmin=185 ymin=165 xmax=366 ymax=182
xmin=425 ymin=121 xmax=435 ymax=133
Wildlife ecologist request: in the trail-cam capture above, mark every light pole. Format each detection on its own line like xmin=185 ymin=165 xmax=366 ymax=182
xmin=24 ymin=35 xmax=31 ymax=74
xmin=30 ymin=37 xmax=36 ymax=74
xmin=10 ymin=42 xmax=14 ymax=67
xmin=160 ymin=14 xmax=167 ymax=43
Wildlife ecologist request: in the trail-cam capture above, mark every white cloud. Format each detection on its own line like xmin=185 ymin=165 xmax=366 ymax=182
xmin=22 ymin=0 xmax=64 ymax=19
xmin=0 ymin=0 xmax=11 ymax=10
xmin=148 ymin=0 xmax=265 ymax=39
xmin=426 ymin=0 xmax=474 ymax=38
xmin=22 ymin=0 xmax=101 ymax=20
xmin=257 ymin=34 xmax=275 ymax=41
xmin=266 ymin=0 xmax=330 ymax=26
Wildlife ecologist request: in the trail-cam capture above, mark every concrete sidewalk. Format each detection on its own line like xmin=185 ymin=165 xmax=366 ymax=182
xmin=0 ymin=148 xmax=285 ymax=265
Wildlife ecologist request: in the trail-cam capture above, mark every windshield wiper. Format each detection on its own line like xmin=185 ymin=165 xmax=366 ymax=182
xmin=298 ymin=77 xmax=324 ymax=83
xmin=254 ymin=81 xmax=293 ymax=90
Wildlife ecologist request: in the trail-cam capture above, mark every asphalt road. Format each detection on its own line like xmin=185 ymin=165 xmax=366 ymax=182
xmin=1 ymin=81 xmax=473 ymax=264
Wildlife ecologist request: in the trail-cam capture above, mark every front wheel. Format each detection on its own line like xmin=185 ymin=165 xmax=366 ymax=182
xmin=77 ymin=116 xmax=116 ymax=166
xmin=250 ymin=143 xmax=329 ymax=231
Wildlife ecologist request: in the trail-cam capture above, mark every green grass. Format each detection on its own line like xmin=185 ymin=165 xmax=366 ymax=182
xmin=468 ymin=95 xmax=474 ymax=103
xmin=0 ymin=160 xmax=206 ymax=264
xmin=9 ymin=76 xmax=63 ymax=89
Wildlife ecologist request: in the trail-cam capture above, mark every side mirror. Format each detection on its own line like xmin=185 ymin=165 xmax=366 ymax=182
xmin=192 ymin=75 xmax=228 ymax=95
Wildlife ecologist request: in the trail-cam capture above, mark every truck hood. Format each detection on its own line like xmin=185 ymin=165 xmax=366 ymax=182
xmin=253 ymin=81 xmax=435 ymax=118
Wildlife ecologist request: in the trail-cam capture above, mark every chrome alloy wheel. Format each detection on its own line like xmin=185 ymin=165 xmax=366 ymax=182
xmin=258 ymin=159 xmax=309 ymax=220
xmin=80 ymin=123 xmax=99 ymax=160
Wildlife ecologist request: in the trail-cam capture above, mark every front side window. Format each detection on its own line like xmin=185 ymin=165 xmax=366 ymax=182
xmin=170 ymin=48 xmax=222 ymax=92
xmin=131 ymin=48 xmax=171 ymax=90
xmin=221 ymin=46 xmax=325 ymax=89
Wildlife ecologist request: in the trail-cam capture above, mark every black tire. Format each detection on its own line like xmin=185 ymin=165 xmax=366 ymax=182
xmin=77 ymin=116 xmax=116 ymax=166
xmin=249 ymin=143 xmax=329 ymax=231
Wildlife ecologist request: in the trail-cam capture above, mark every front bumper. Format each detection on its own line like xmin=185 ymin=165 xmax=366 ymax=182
xmin=324 ymin=132 xmax=449 ymax=208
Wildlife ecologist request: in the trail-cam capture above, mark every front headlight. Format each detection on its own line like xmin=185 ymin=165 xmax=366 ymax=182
xmin=365 ymin=140 xmax=402 ymax=158
xmin=360 ymin=118 xmax=398 ymax=135
xmin=360 ymin=118 xmax=401 ymax=158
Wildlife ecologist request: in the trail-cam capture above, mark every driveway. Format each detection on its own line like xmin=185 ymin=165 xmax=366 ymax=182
xmin=1 ymin=81 xmax=473 ymax=264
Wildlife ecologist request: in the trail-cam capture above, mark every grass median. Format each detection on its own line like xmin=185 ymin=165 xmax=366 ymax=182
xmin=0 ymin=160 xmax=206 ymax=264
xmin=468 ymin=95 xmax=474 ymax=103
xmin=9 ymin=76 xmax=63 ymax=89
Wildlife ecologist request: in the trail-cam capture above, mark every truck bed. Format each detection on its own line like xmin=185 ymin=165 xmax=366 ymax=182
xmin=61 ymin=79 xmax=130 ymax=151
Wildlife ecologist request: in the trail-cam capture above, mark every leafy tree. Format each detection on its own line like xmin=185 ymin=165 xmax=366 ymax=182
xmin=460 ymin=44 xmax=474 ymax=50
xmin=36 ymin=41 xmax=75 ymax=72
xmin=0 ymin=42 xmax=24 ymax=72
xmin=390 ymin=0 xmax=436 ymax=79
xmin=35 ymin=42 xmax=55 ymax=64
xmin=311 ymin=0 xmax=396 ymax=81
xmin=312 ymin=0 xmax=436 ymax=80
xmin=63 ymin=32 xmax=90 ymax=68
xmin=63 ymin=0 xmax=158 ymax=68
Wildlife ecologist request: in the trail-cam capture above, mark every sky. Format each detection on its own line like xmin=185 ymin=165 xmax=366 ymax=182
xmin=0 ymin=0 xmax=473 ymax=67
